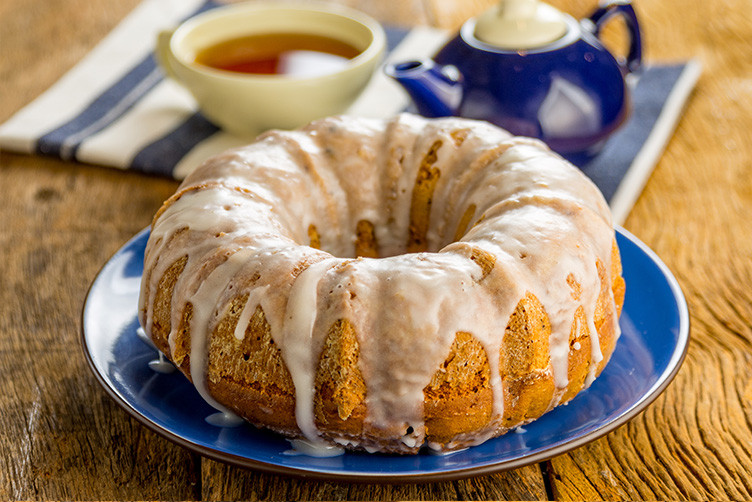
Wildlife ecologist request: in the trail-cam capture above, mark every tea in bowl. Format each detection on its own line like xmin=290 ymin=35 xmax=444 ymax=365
xmin=157 ymin=2 xmax=386 ymax=136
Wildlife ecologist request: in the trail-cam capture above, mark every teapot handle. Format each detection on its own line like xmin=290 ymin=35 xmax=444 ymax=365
xmin=587 ymin=1 xmax=643 ymax=74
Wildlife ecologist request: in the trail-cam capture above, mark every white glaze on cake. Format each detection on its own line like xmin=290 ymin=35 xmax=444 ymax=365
xmin=137 ymin=113 xmax=621 ymax=452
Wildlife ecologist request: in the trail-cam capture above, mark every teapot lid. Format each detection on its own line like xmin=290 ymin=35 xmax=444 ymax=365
xmin=474 ymin=0 xmax=568 ymax=49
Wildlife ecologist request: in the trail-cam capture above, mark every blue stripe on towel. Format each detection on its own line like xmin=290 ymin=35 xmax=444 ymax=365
xmin=385 ymin=26 xmax=410 ymax=52
xmin=34 ymin=0 xmax=220 ymax=161
xmin=580 ymin=64 xmax=687 ymax=203
xmin=131 ymin=113 xmax=219 ymax=177
xmin=35 ymin=55 xmax=162 ymax=160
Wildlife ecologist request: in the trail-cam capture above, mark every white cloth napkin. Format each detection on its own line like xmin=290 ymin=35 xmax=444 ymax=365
xmin=0 ymin=0 xmax=700 ymax=225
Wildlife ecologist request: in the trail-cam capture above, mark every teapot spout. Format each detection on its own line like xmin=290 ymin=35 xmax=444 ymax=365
xmin=384 ymin=59 xmax=463 ymax=117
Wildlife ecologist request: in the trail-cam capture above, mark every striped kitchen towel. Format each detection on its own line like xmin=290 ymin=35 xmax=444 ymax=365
xmin=0 ymin=0 xmax=700 ymax=225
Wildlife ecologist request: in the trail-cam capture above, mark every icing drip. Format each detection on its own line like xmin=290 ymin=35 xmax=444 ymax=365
xmin=335 ymin=254 xmax=504 ymax=439
xmin=136 ymin=326 xmax=156 ymax=350
xmin=233 ymin=286 xmax=269 ymax=340
xmin=584 ymin=314 xmax=603 ymax=387
xmin=280 ymin=258 xmax=337 ymax=446
xmin=187 ymin=247 xmax=256 ymax=415
xmin=205 ymin=411 xmax=244 ymax=427
xmin=138 ymin=114 xmax=622 ymax=452
xmin=284 ymin=439 xmax=345 ymax=457
xmin=148 ymin=352 xmax=175 ymax=374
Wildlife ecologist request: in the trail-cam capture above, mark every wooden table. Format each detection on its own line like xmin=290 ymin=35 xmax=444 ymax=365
xmin=2 ymin=0 xmax=751 ymax=499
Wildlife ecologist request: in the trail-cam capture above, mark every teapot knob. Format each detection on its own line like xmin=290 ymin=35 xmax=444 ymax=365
xmin=474 ymin=0 xmax=568 ymax=49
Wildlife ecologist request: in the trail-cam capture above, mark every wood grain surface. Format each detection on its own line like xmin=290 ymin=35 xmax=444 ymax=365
xmin=1 ymin=0 xmax=751 ymax=499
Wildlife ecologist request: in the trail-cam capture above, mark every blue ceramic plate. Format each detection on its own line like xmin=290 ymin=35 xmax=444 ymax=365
xmin=82 ymin=227 xmax=689 ymax=481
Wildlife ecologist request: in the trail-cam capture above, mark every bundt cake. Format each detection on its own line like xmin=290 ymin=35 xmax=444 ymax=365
xmin=138 ymin=113 xmax=625 ymax=455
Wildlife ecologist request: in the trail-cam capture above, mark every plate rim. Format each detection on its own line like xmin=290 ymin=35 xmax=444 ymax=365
xmin=80 ymin=226 xmax=690 ymax=482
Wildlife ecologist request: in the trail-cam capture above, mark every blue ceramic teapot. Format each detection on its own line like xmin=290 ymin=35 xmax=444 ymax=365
xmin=385 ymin=0 xmax=642 ymax=165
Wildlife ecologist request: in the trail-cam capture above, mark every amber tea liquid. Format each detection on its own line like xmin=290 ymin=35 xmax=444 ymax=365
xmin=194 ymin=32 xmax=362 ymax=77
